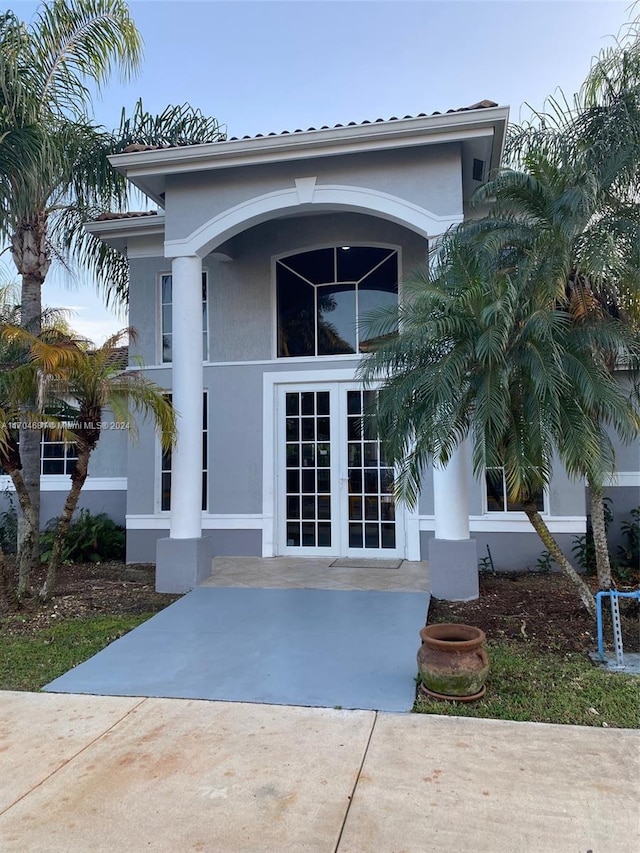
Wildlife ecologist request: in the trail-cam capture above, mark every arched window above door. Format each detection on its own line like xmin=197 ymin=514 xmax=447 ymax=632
xmin=276 ymin=246 xmax=398 ymax=358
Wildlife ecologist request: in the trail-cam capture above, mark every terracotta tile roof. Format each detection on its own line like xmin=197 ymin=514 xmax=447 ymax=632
xmin=121 ymin=101 xmax=499 ymax=152
xmin=226 ymin=100 xmax=498 ymax=140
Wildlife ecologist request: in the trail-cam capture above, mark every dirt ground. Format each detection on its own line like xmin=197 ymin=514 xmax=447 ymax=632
xmin=0 ymin=560 xmax=178 ymax=634
xmin=2 ymin=560 xmax=638 ymax=656
xmin=430 ymin=570 xmax=639 ymax=655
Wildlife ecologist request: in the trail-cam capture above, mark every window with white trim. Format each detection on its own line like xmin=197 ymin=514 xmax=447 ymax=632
xmin=160 ymin=271 xmax=208 ymax=363
xmin=276 ymin=246 xmax=398 ymax=357
xmin=160 ymin=392 xmax=208 ymax=511
xmin=485 ymin=468 xmax=545 ymax=513
xmin=41 ymin=431 xmax=78 ymax=475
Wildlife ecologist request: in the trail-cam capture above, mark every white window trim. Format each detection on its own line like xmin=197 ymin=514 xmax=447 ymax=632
xmin=483 ymin=467 xmax=549 ymax=518
xmin=158 ymin=269 xmax=209 ymax=365
xmin=157 ymin=391 xmax=208 ymax=513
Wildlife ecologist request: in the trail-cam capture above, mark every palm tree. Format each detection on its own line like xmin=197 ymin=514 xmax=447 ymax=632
xmin=359 ymin=231 xmax=640 ymax=618
xmin=462 ymin=118 xmax=640 ymax=591
xmin=0 ymin=320 xmax=81 ymax=595
xmin=0 ymin=2 xmax=225 ymax=572
xmin=39 ymin=330 xmax=176 ymax=600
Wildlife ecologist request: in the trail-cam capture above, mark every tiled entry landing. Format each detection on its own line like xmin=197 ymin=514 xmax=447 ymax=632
xmin=201 ymin=556 xmax=429 ymax=592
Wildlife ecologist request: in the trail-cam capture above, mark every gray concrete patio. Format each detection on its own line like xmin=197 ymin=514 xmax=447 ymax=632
xmin=1 ymin=692 xmax=638 ymax=853
xmin=44 ymin=557 xmax=430 ymax=712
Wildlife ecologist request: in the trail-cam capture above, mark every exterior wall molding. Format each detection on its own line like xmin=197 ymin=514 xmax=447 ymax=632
xmin=419 ymin=515 xmax=587 ymax=534
xmin=165 ymin=184 xmax=463 ymax=258
xmin=603 ymin=471 xmax=640 ymax=487
xmin=0 ymin=476 xmax=127 ymax=492
xmin=126 ymin=514 xmax=264 ymax=530
xmin=137 ymin=355 xmax=362 ymax=371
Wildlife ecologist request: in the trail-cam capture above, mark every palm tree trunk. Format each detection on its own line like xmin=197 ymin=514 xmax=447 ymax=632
xmin=8 ymin=468 xmax=37 ymax=598
xmin=39 ymin=448 xmax=89 ymax=602
xmin=17 ymin=427 xmax=41 ymax=575
xmin=12 ymin=213 xmax=50 ymax=578
xmin=589 ymin=486 xmax=612 ymax=591
xmin=523 ymin=501 xmax=596 ymax=619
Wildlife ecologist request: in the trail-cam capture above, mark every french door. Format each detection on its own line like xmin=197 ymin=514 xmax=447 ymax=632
xmin=277 ymin=383 xmax=404 ymax=557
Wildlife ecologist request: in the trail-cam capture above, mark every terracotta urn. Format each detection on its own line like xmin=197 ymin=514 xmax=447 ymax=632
xmin=417 ymin=623 xmax=489 ymax=701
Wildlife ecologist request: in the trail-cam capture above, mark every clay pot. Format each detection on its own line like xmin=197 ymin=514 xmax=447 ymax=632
xmin=417 ymin=623 xmax=489 ymax=700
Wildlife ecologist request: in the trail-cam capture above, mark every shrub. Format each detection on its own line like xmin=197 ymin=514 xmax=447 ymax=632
xmin=0 ymin=496 xmax=18 ymax=555
xmin=40 ymin=509 xmax=125 ymax=564
xmin=617 ymin=507 xmax=640 ymax=584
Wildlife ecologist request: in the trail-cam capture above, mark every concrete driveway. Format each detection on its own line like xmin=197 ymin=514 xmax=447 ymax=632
xmin=1 ymin=691 xmax=638 ymax=853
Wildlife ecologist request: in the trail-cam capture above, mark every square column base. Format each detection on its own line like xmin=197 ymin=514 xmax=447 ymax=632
xmin=428 ymin=538 xmax=479 ymax=601
xmin=156 ymin=536 xmax=212 ymax=593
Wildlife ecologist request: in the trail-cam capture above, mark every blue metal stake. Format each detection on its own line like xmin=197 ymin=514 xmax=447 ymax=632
xmin=595 ymin=590 xmax=640 ymax=665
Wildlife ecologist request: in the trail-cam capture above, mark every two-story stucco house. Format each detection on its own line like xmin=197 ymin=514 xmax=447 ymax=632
xmin=85 ymin=101 xmax=639 ymax=597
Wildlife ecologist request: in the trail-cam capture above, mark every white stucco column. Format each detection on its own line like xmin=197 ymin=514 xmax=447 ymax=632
xmin=433 ymin=442 xmax=471 ymax=540
xmin=429 ymin=440 xmax=478 ymax=601
xmin=169 ymin=254 xmax=203 ymax=539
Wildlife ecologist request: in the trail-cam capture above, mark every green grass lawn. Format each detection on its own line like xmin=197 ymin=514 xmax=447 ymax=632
xmin=414 ymin=641 xmax=640 ymax=728
xmin=0 ymin=615 xmax=152 ymax=692
xmin=3 ymin=616 xmax=639 ymax=729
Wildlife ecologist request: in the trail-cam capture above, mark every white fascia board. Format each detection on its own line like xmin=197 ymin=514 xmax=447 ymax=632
xmin=109 ymin=108 xmax=510 ymax=181
xmin=84 ymin=215 xmax=165 ymax=242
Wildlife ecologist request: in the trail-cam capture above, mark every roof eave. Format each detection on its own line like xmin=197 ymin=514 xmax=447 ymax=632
xmin=109 ymin=106 xmax=510 ymax=181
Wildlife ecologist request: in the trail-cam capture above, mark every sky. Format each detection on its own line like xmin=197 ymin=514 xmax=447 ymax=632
xmin=2 ymin=0 xmax=634 ymax=344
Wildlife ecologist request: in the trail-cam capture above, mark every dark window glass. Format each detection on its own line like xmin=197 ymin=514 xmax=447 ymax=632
xmin=317 ymin=417 xmax=330 ymax=441
xmin=302 ymin=522 xmax=316 ymax=546
xmin=486 ymin=468 xmax=545 ymax=512
xmin=317 ymin=469 xmax=330 ymax=492
xmin=486 ymin=470 xmax=506 ymax=511
xmin=365 ymin=523 xmax=379 ymax=548
xmin=364 ymin=497 xmax=379 ymax=520
xmin=302 ymin=496 xmax=316 ymax=519
xmin=277 ymin=248 xmax=398 ymax=358
xmin=349 ymin=469 xmax=362 ymax=493
xmin=317 ymin=495 xmax=331 ymax=520
xmin=317 ymin=443 xmax=330 ymax=467
xmin=349 ymin=495 xmax=363 ymax=520
xmin=301 ymin=470 xmax=316 ymax=493
xmin=287 ymin=522 xmax=300 ymax=546
xmin=347 ymin=391 xmax=361 ymax=415
xmin=301 ymin=392 xmax=315 ymax=415
xmin=277 ymin=266 xmax=314 ymax=357
xmin=286 ymin=470 xmax=299 ymax=493
xmin=317 ymin=392 xmax=330 ymax=415
xmin=317 ymin=284 xmax=356 ymax=355
xmin=336 ymin=246 xmax=391 ymax=282
xmin=286 ymin=393 xmax=299 ymax=416
xmin=381 ymin=523 xmax=396 ymax=549
xmin=318 ymin=522 xmax=331 ymax=547
xmin=281 ymin=248 xmax=334 ymax=284
xmin=349 ymin=523 xmax=363 ymax=548
xmin=286 ymin=418 xmax=299 ymax=441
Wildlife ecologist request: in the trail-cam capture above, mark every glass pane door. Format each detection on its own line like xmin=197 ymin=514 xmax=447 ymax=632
xmin=283 ymin=390 xmax=332 ymax=549
xmin=345 ymin=390 xmax=398 ymax=552
xmin=278 ymin=384 xmax=403 ymax=557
